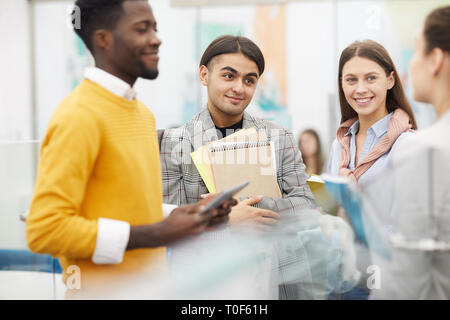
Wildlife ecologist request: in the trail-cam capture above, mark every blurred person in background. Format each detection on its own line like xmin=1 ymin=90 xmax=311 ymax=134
xmin=373 ymin=5 xmax=450 ymax=300
xmin=298 ymin=128 xmax=325 ymax=176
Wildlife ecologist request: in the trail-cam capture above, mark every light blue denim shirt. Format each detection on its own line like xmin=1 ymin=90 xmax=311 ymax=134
xmin=327 ymin=112 xmax=413 ymax=230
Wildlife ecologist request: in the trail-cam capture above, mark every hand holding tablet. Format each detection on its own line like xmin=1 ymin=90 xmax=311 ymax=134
xmin=199 ymin=181 xmax=250 ymax=215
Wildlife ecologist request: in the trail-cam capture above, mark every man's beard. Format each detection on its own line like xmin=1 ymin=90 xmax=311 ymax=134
xmin=139 ymin=60 xmax=159 ymax=80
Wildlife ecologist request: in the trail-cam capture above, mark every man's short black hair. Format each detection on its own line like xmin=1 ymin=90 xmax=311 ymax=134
xmin=200 ymin=35 xmax=265 ymax=76
xmin=73 ymin=0 xmax=128 ymax=53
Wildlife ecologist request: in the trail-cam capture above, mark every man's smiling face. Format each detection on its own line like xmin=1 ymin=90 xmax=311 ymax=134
xmin=200 ymin=52 xmax=260 ymax=120
xmin=110 ymin=1 xmax=161 ymax=81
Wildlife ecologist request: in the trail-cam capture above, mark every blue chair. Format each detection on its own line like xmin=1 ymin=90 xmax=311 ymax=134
xmin=0 ymin=249 xmax=62 ymax=274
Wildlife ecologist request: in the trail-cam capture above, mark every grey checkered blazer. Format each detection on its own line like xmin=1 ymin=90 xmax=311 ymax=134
xmin=160 ymin=108 xmax=316 ymax=215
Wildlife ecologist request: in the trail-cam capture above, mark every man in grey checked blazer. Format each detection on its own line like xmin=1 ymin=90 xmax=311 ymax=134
xmin=160 ymin=108 xmax=316 ymax=217
xmin=158 ymin=35 xmax=346 ymax=300
xmin=160 ymin=35 xmax=316 ymax=222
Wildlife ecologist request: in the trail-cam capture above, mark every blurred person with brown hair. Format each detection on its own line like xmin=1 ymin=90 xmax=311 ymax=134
xmin=298 ymin=128 xmax=325 ymax=176
xmin=373 ymin=5 xmax=450 ymax=300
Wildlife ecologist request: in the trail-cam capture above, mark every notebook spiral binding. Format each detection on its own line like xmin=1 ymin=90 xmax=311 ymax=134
xmin=209 ymin=141 xmax=271 ymax=152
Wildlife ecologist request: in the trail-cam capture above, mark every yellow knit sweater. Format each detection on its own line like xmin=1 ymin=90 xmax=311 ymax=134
xmin=26 ymin=79 xmax=167 ymax=292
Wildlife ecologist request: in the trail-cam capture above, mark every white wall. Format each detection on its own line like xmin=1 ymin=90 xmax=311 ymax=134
xmin=34 ymin=1 xmax=87 ymax=139
xmin=0 ymin=0 xmax=34 ymax=249
xmin=0 ymin=0 xmax=32 ymax=141
xmin=287 ymin=1 xmax=336 ymax=154
xmin=136 ymin=0 xmax=198 ymax=129
xmin=0 ymin=142 xmax=37 ymax=249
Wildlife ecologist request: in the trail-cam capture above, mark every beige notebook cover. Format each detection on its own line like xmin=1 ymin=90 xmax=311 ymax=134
xmin=208 ymin=140 xmax=281 ymax=198
xmin=191 ymin=127 xmax=268 ymax=193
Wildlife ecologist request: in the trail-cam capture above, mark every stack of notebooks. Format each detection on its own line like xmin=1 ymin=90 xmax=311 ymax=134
xmin=191 ymin=127 xmax=281 ymax=198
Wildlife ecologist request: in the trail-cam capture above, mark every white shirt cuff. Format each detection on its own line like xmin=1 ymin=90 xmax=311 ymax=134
xmin=162 ymin=203 xmax=177 ymax=218
xmin=92 ymin=218 xmax=130 ymax=264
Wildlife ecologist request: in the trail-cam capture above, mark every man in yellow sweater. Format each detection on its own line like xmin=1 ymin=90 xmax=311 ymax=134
xmin=26 ymin=0 xmax=235 ymax=298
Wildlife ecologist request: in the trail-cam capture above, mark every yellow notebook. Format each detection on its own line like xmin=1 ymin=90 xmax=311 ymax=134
xmin=306 ymin=174 xmax=340 ymax=215
xmin=191 ymin=146 xmax=216 ymax=193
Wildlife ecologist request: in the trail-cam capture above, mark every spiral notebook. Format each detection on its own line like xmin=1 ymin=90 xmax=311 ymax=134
xmin=190 ymin=127 xmax=267 ymax=193
xmin=208 ymin=140 xmax=281 ymax=198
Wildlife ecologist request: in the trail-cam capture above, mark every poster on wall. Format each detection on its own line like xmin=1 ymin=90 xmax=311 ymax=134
xmin=195 ymin=4 xmax=292 ymax=128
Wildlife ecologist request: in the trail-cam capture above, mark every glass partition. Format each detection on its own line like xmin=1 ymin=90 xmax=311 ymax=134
xmin=0 ymin=141 xmax=64 ymax=299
